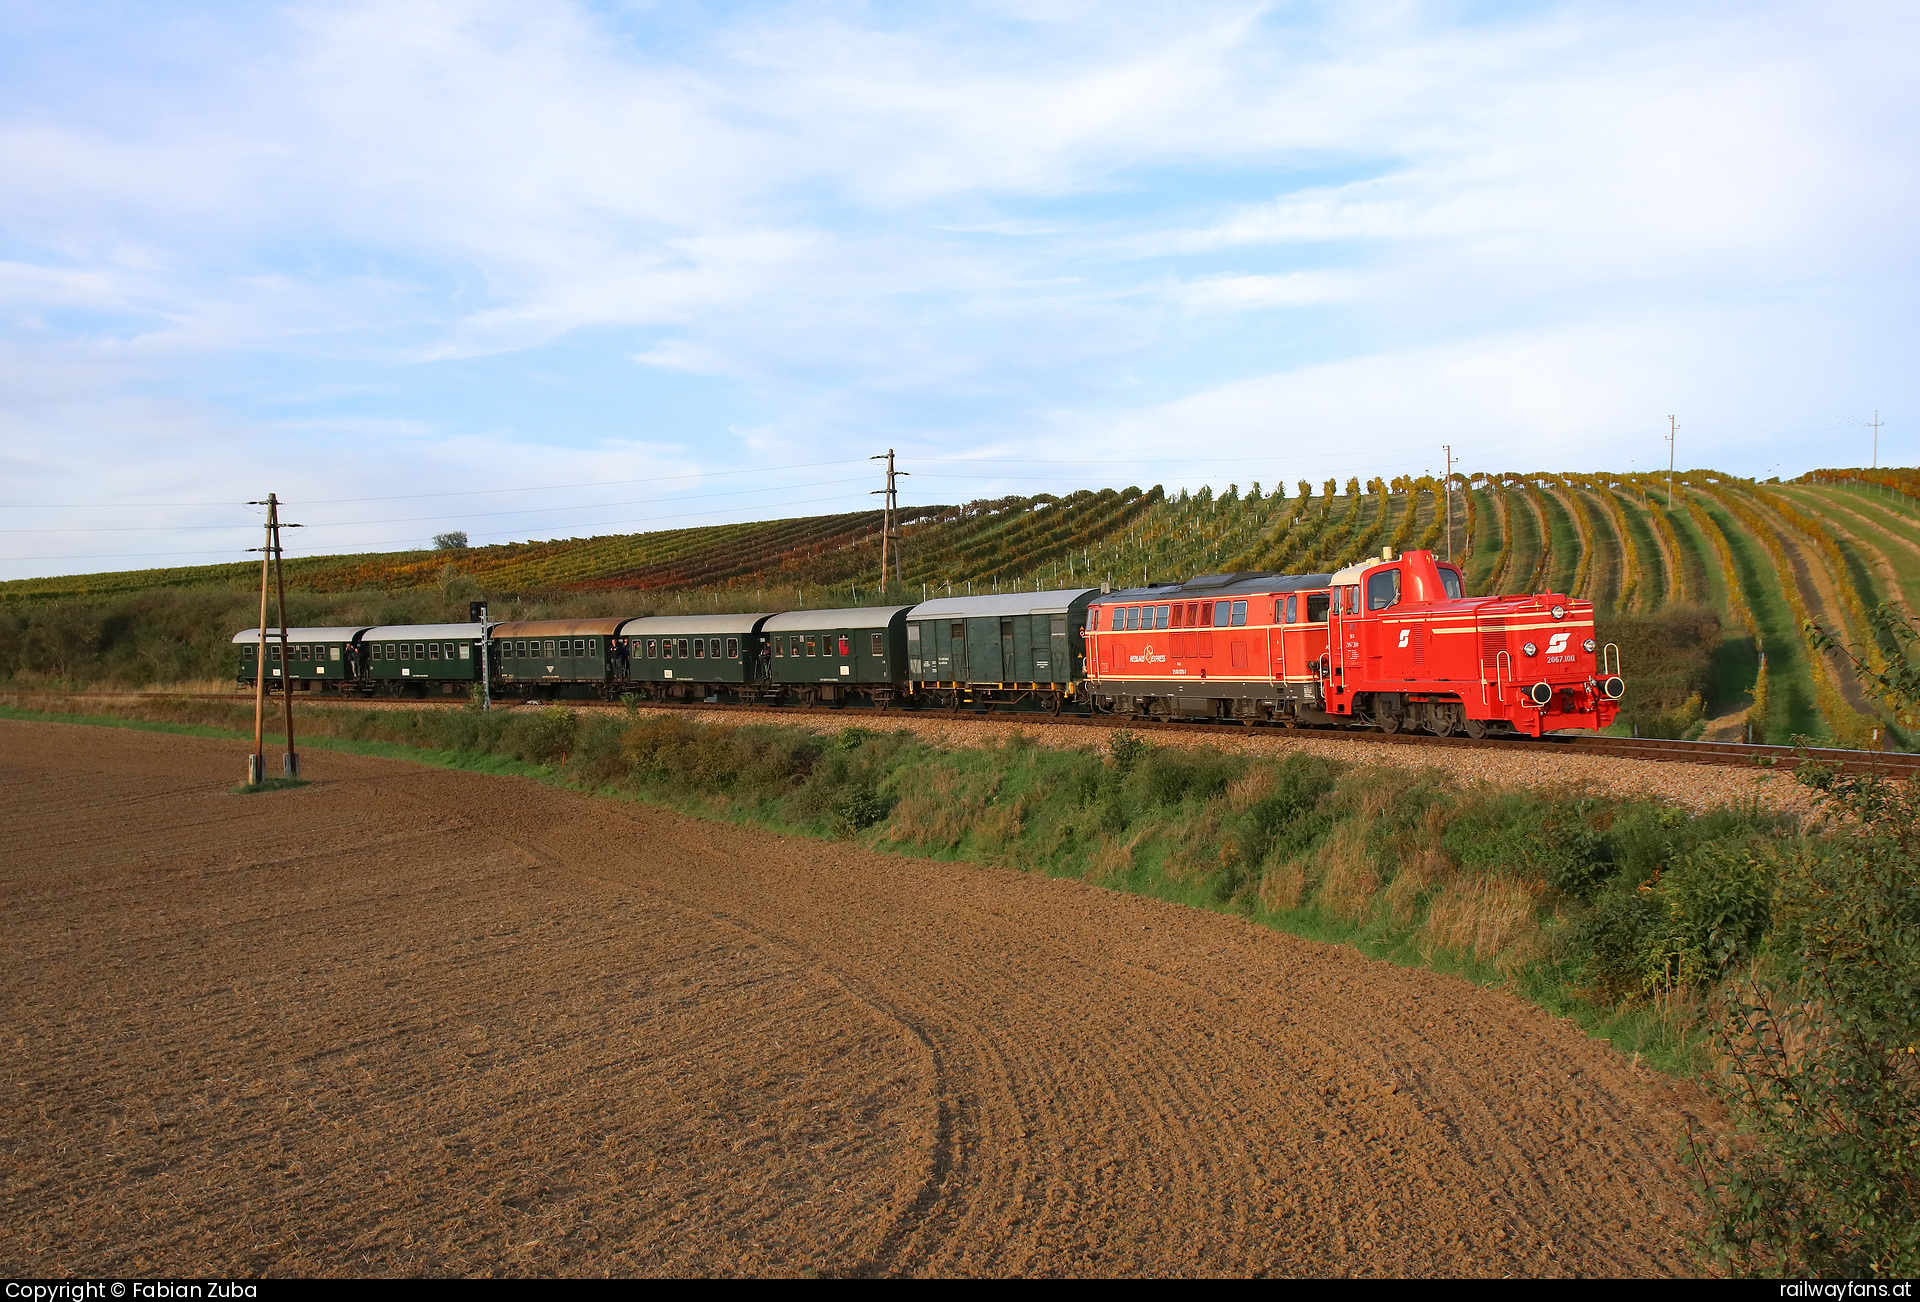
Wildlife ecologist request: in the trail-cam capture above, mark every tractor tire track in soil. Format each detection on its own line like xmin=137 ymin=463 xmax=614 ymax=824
xmin=1 ymin=722 xmax=1704 ymax=1276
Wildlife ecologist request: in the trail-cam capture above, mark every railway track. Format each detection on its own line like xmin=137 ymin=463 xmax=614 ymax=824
xmin=36 ymin=688 xmax=1920 ymax=778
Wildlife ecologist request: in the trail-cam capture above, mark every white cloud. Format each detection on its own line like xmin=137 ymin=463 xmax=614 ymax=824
xmin=0 ymin=0 xmax=1915 ymax=577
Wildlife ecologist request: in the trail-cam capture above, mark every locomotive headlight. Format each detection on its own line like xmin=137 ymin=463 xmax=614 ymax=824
xmin=1551 ymin=605 xmax=1567 ymax=620
xmin=1522 ymin=641 xmax=1538 ymax=657
xmin=1583 ymin=638 xmax=1596 ymax=653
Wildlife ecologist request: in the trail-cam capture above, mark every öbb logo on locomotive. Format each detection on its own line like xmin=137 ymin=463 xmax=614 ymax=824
xmin=232 ymin=548 xmax=1623 ymax=739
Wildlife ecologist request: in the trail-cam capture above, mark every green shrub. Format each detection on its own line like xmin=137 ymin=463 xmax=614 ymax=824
xmin=503 ymin=705 xmax=578 ymax=765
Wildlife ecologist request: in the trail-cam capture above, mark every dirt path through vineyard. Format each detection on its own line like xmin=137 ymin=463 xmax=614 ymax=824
xmin=1 ymin=722 xmax=1704 ymax=1276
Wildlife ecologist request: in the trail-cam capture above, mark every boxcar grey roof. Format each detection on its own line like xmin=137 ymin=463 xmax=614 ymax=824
xmin=1098 ymin=572 xmax=1333 ymax=603
xmin=906 ymin=588 xmax=1100 ymax=619
xmin=762 ymin=605 xmax=912 ymax=632
xmin=361 ymin=623 xmax=487 ymax=641
xmin=618 ymin=613 xmax=775 ymax=637
xmin=232 ymin=626 xmax=372 ymax=645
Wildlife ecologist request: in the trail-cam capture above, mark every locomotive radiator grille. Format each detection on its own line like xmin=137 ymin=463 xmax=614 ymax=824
xmin=1478 ymin=618 xmax=1507 ymax=672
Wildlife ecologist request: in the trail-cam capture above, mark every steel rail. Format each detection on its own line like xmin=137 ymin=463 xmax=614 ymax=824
xmin=35 ymin=687 xmax=1920 ymax=778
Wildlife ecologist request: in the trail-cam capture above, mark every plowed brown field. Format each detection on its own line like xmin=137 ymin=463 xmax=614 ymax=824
xmin=1 ymin=721 xmax=1705 ymax=1277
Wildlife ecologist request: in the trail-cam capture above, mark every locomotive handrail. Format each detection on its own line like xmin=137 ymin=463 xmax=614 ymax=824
xmin=1493 ymin=650 xmax=1513 ymax=704
xmin=1602 ymin=642 xmax=1621 ymax=677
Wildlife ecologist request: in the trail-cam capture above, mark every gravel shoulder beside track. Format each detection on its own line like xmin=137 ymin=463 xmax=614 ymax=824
xmin=632 ymin=706 xmax=1812 ymax=816
xmin=2 ymin=721 xmax=1707 ymax=1276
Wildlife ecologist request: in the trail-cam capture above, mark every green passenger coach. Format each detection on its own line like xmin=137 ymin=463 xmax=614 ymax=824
xmin=489 ymin=618 xmax=630 ymax=697
xmin=360 ymin=623 xmax=484 ymax=695
xmin=905 ymin=588 xmax=1100 ymax=712
xmin=233 ymin=626 xmax=373 ymax=691
xmin=619 ymin=613 xmax=773 ymax=700
xmin=762 ymin=605 xmax=912 ymax=705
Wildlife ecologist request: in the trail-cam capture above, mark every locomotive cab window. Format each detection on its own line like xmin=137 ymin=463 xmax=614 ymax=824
xmin=1306 ymin=593 xmax=1330 ymax=623
xmin=1213 ymin=600 xmax=1231 ymax=627
xmin=1439 ymin=567 xmax=1463 ymax=599
xmin=1156 ymin=605 xmax=1170 ymax=629
xmin=1230 ymin=600 xmax=1247 ymax=627
xmin=1366 ymin=568 xmax=1401 ymax=612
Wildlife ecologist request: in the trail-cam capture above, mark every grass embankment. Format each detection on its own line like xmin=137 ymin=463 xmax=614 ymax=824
xmin=3 ymin=692 xmax=1803 ymax=1077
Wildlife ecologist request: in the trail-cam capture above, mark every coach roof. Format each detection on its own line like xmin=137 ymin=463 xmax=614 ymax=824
xmin=232 ymin=626 xmax=372 ymax=644
xmin=762 ymin=605 xmax=912 ymax=631
xmin=361 ymin=623 xmax=487 ymax=641
xmin=907 ymin=588 xmax=1099 ymax=620
xmin=618 ymin=613 xmax=776 ymax=638
xmin=489 ymin=618 xmax=628 ymax=638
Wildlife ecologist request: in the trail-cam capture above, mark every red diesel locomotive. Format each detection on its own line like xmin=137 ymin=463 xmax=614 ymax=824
xmin=1083 ymin=548 xmax=1623 ymax=737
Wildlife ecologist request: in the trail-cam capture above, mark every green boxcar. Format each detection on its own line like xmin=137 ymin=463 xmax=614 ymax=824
xmin=233 ymin=626 xmax=372 ymax=691
xmin=763 ymin=606 xmax=912 ymax=703
xmin=906 ymin=589 xmax=1100 ymax=706
xmin=490 ymin=618 xmax=629 ymax=695
xmin=361 ymin=623 xmax=484 ymax=694
xmin=620 ymin=614 xmax=773 ymax=697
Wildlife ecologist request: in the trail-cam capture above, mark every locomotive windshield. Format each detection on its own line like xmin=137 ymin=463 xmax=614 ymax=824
xmin=1439 ymin=568 xmax=1463 ymax=599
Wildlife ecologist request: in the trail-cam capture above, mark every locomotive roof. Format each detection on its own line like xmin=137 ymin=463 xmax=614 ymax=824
xmin=762 ymin=605 xmax=912 ymax=631
xmin=1096 ymin=572 xmax=1333 ymax=603
xmin=231 ymin=626 xmax=373 ymax=644
xmin=488 ymin=617 xmax=628 ymax=637
xmin=361 ymin=623 xmax=486 ymax=640
xmin=907 ymin=587 xmax=1100 ymax=619
xmin=617 ymin=613 xmax=776 ymax=637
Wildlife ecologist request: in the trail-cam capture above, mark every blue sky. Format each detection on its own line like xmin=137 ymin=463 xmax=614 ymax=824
xmin=2 ymin=0 xmax=1915 ymax=579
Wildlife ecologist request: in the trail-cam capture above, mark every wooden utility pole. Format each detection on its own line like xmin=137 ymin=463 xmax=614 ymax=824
xmin=871 ymin=450 xmax=909 ymax=594
xmin=249 ymin=501 xmax=272 ymax=785
xmin=246 ymin=493 xmax=302 ymax=781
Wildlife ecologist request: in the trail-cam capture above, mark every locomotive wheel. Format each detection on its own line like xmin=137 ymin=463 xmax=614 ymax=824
xmin=1378 ymin=713 xmax=1401 ymax=734
xmin=1431 ymin=708 xmax=1459 ymax=738
xmin=1463 ymin=718 xmax=1487 ymax=739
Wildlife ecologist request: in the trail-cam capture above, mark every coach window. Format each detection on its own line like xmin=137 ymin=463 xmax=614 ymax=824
xmin=1155 ymin=605 xmax=1170 ymax=629
xmin=725 ymin=637 xmax=738 ymax=659
xmin=588 ymin=639 xmax=597 ymax=654
xmin=296 ymin=645 xmax=309 ymax=660
xmin=399 ymin=644 xmax=410 ymax=660
xmin=644 ymin=639 xmax=656 ymax=658
xmin=692 ymin=639 xmax=705 ymax=659
xmin=1230 ymin=600 xmax=1247 ymax=626
xmin=805 ymin=636 xmax=816 ymax=656
xmin=459 ymin=644 xmax=470 ymax=660
xmin=869 ymin=633 xmax=883 ymax=657
xmin=428 ymin=644 xmax=440 ymax=660
xmin=663 ymin=639 xmax=674 ymax=659
xmin=838 ymin=635 xmax=850 ymax=657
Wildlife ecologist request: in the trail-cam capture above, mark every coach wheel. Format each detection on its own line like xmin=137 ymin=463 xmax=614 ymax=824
xmin=1046 ymin=692 xmax=1063 ymax=716
xmin=1463 ymin=718 xmax=1487 ymax=740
